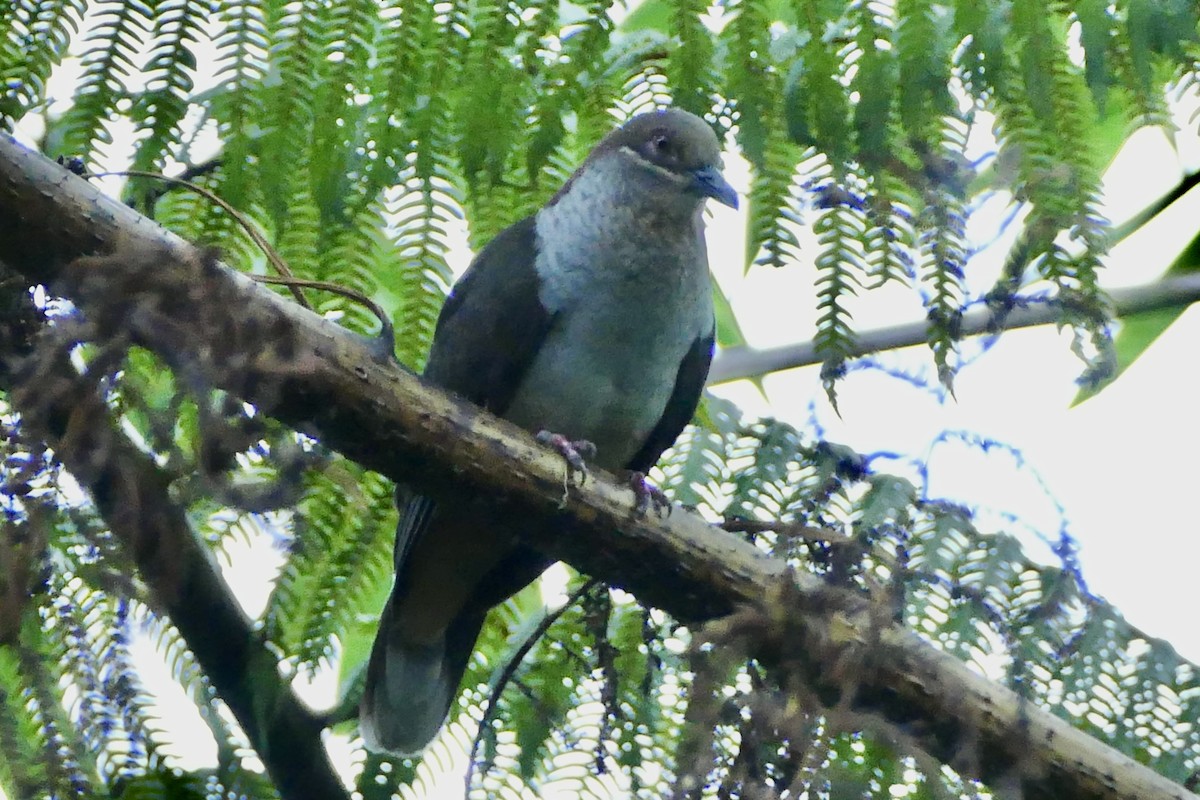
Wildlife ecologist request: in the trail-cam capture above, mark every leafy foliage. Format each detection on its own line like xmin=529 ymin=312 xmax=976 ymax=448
xmin=265 ymin=466 xmax=395 ymax=675
xmin=2 ymin=0 xmax=1200 ymax=797
xmin=0 ymin=0 xmax=86 ymax=123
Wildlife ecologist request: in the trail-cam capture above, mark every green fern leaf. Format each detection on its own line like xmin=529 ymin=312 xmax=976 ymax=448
xmin=919 ymin=181 xmax=967 ymax=390
xmin=255 ymin=0 xmax=324 ymax=235
xmin=744 ymin=124 xmax=805 ymax=271
xmin=667 ymin=0 xmax=716 ymax=117
xmin=61 ymin=0 xmax=155 ymax=156
xmin=724 ymin=0 xmax=775 ymax=166
xmin=953 ymin=0 xmax=1009 ymax=96
xmin=0 ymin=0 xmax=87 ymax=125
xmin=265 ymin=466 xmax=394 ymax=673
xmin=813 ymin=202 xmax=865 ymax=406
xmin=0 ymin=631 xmax=51 ymax=796
xmin=128 ymin=0 xmax=208 ymax=179
xmin=895 ymin=0 xmax=952 ymax=142
xmin=209 ymin=0 xmax=269 ymax=208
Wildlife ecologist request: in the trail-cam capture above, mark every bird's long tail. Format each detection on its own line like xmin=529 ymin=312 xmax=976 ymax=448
xmin=359 ymin=596 xmax=484 ymax=756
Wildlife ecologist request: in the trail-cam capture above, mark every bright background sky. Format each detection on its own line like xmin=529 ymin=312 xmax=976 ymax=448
xmin=706 ymin=95 xmax=1200 ymax=664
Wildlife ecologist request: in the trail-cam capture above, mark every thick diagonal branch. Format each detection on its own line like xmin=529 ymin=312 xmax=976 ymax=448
xmin=0 ymin=133 xmax=1193 ymax=800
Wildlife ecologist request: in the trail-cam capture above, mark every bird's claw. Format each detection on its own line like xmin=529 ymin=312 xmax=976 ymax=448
xmin=627 ymin=471 xmax=671 ymax=517
xmin=536 ymin=431 xmax=597 ymax=505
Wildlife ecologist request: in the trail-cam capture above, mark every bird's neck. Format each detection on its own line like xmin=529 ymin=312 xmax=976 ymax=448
xmin=533 ymin=156 xmax=707 ymax=311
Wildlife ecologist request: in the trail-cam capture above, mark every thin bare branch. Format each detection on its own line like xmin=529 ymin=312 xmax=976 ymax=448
xmin=709 ymin=274 xmax=1200 ymax=385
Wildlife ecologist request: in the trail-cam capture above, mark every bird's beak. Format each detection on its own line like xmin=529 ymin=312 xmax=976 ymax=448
xmin=692 ymin=165 xmax=739 ymax=210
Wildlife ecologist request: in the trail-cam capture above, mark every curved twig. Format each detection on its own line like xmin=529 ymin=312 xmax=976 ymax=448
xmin=464 ymin=578 xmax=601 ymax=796
xmin=85 ymin=169 xmax=311 ymax=309
xmin=251 ymin=275 xmax=395 ymax=357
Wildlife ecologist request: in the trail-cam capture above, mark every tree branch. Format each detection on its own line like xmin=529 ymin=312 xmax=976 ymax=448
xmin=710 ymin=168 xmax=1200 ymax=386
xmin=0 ymin=133 xmax=1194 ymax=800
xmin=0 ymin=144 xmax=348 ymax=800
xmin=708 ymin=274 xmax=1200 ymax=385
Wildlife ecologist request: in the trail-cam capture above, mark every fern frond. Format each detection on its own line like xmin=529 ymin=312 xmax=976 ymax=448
xmin=953 ymin=0 xmax=1009 ymax=98
xmin=308 ymin=0 xmax=377 ymax=226
xmin=861 ymin=171 xmax=917 ymax=286
xmin=0 ymin=0 xmax=87 ymax=125
xmin=61 ymin=0 xmax=155 ymax=157
xmin=51 ymin=585 xmax=128 ymax=784
xmin=667 ymin=0 xmax=716 ymax=117
xmin=255 ymin=0 xmax=324 ymax=235
xmin=894 ymin=0 xmax=953 ymax=143
xmin=210 ymin=0 xmax=269 ymax=209
xmin=364 ymin=0 xmax=436 ymax=200
xmin=560 ymin=1 xmax=620 ymax=141
xmin=314 ymin=208 xmax=389 ymax=336
xmin=455 ymin=0 xmax=524 ymax=188
xmin=19 ymin=603 xmax=98 ymax=798
xmin=785 ymin=0 xmax=852 ymax=166
xmin=1119 ymin=0 xmax=1193 ymax=122
xmin=671 ymin=406 xmax=1200 ymax=786
xmin=265 ymin=465 xmax=394 ymax=674
xmin=489 ymin=599 xmax=592 ymax=785
xmin=744 ymin=125 xmax=805 ymax=271
xmin=724 ymin=0 xmax=776 ymax=166
xmin=45 ymin=585 xmax=171 ymax=789
xmin=1074 ymin=0 xmax=1115 ymax=112
xmin=989 ymin=1 xmax=1113 ymax=381
xmin=463 ymin=177 xmax=535 ymax=251
xmin=378 ymin=16 xmax=465 ymax=365
xmin=272 ymin=185 xmax=322 ymax=279
xmin=813 ymin=195 xmax=866 ymax=406
xmin=0 ymin=630 xmax=51 ymax=796
xmin=919 ymin=170 xmax=967 ymax=389
xmin=150 ymin=172 xmax=268 ymax=271
xmin=850 ymin=0 xmax=897 ymax=171
xmin=605 ymin=599 xmax=684 ymax=797
xmin=657 ymin=419 xmax=733 ymax=514
xmin=297 ymin=471 xmax=393 ymax=674
xmin=129 ymin=0 xmax=208 ymax=178
xmin=139 ymin=608 xmax=214 ymax=723
xmin=136 ymin=612 xmax=273 ymax=796
xmin=519 ymin=4 xmax=621 ymax=197
xmin=616 ymin=45 xmax=672 ymax=118
xmin=386 ymin=160 xmax=461 ymax=369
xmin=94 ymin=599 xmax=171 ymax=785
xmin=456 ymin=0 xmax=570 ymax=244
xmin=514 ymin=0 xmax=560 ymax=81
xmin=724 ymin=416 xmax=810 ymax=525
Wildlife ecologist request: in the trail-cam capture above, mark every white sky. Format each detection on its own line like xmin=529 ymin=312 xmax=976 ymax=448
xmin=707 ymin=110 xmax=1200 ymax=663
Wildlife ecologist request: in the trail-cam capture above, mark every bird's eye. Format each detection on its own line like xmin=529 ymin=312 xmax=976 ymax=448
xmin=652 ymin=134 xmax=670 ymax=152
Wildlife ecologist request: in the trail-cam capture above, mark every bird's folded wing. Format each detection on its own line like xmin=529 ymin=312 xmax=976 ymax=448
xmin=392 ymin=215 xmax=556 ymax=583
xmin=423 ymin=215 xmax=558 ymax=413
xmin=625 ymin=329 xmax=714 ymax=473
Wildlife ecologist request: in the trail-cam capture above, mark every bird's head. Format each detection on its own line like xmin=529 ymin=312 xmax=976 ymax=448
xmin=593 ymin=109 xmax=739 ymax=213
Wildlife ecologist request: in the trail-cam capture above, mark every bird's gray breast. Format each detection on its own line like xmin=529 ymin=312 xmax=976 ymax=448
xmin=505 ymin=167 xmax=713 ymax=471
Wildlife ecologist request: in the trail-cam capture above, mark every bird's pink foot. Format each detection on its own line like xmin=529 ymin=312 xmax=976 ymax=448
xmin=535 ymin=431 xmax=597 ymax=491
xmin=626 ymin=471 xmax=671 ymax=517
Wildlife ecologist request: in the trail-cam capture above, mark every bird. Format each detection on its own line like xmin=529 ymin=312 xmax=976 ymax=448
xmin=359 ymin=108 xmax=738 ymax=755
